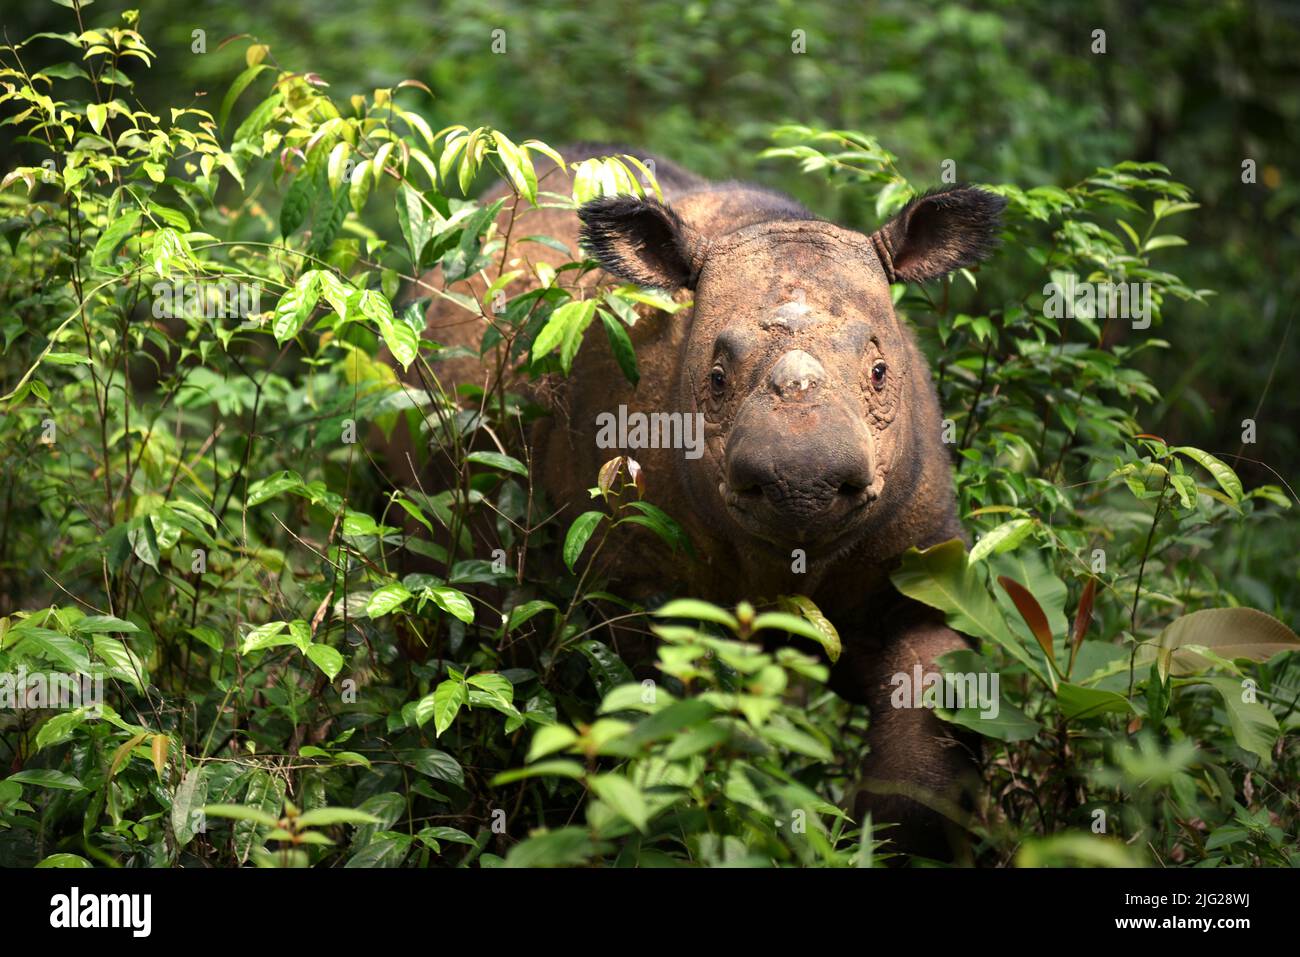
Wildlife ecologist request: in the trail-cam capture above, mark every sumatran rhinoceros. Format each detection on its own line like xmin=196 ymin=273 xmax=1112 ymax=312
xmin=389 ymin=144 xmax=1007 ymax=859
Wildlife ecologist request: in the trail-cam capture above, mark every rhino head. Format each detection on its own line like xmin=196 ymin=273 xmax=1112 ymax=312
xmin=579 ymin=185 xmax=1006 ymax=559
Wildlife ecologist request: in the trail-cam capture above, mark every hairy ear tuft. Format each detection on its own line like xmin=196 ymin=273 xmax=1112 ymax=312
xmin=578 ymin=196 xmax=703 ymax=290
xmin=870 ymin=186 xmax=1007 ymax=284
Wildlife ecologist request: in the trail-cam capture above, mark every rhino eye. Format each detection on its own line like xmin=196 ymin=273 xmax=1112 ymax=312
xmin=871 ymin=360 xmax=887 ymax=390
xmin=710 ymin=364 xmax=727 ymax=394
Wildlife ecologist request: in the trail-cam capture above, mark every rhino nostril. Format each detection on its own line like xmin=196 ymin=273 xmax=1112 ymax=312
xmin=837 ymin=480 xmax=867 ymax=497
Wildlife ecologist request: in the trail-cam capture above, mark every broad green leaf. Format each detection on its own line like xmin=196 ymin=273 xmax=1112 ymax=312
xmin=91 ymin=208 xmax=141 ymax=272
xmin=465 ymin=451 xmax=529 ymax=476
xmin=428 ymin=586 xmax=474 ymax=624
xmin=306 ymin=643 xmax=344 ymax=681
xmin=431 ymin=679 xmax=467 ymax=737
xmin=653 ymin=599 xmax=738 ymax=631
xmin=773 ymin=595 xmax=842 ymax=663
xmin=563 ymin=510 xmax=604 ymax=572
xmin=1203 ymin=676 xmax=1279 ymax=763
xmin=491 ymin=760 xmax=586 ymax=785
xmin=599 ymin=308 xmax=639 ymax=385
xmin=1056 ymin=682 xmax=1135 ymax=720
xmin=360 ymin=289 xmax=418 ymax=369
xmin=273 ymin=269 xmax=322 ymax=342
xmin=7 ymin=769 xmax=83 ymax=791
xmin=968 ymin=518 xmax=1034 ymax=563
xmin=240 ymin=621 xmax=290 ymax=654
xmin=367 ymin=583 xmax=413 ymax=618
xmin=500 ymin=599 xmax=558 ymax=635
xmin=527 ymin=724 xmax=579 ymax=762
xmin=407 ymin=749 xmax=464 ymax=786
xmin=1172 ymin=446 xmax=1243 ymax=502
xmin=892 ymin=539 xmax=1048 ymax=685
xmin=588 ymin=773 xmax=648 ymax=832
xmin=296 ymin=807 xmax=383 ymax=828
xmin=172 ymin=768 xmax=208 ymax=848
xmin=1143 ymin=607 xmax=1300 ymax=679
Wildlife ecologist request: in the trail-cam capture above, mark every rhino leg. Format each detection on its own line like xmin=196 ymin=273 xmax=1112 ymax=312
xmin=833 ymin=615 xmax=983 ymax=861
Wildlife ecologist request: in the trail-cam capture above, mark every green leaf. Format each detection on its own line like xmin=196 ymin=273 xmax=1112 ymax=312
xmin=531 ymin=299 xmax=597 ymax=372
xmin=233 ymin=771 xmax=286 ymax=864
xmin=246 ymin=469 xmax=304 ymax=506
xmin=201 ymin=803 xmax=280 ymax=826
xmin=367 ymin=583 xmax=413 ymax=618
xmin=306 ymin=643 xmax=344 ymax=681
xmin=407 ymin=749 xmax=464 ymax=786
xmin=493 ymin=130 xmax=538 ymax=204
xmin=428 ymin=586 xmax=474 ymax=624
xmin=7 ymin=769 xmax=83 ymax=791
xmin=395 ymin=183 xmax=434 ymax=266
xmin=599 ymin=308 xmax=639 ymax=385
xmin=1203 ymin=677 xmax=1279 ymax=763
xmin=431 ymin=679 xmax=467 ymax=737
xmin=171 ymin=768 xmax=208 ymax=848
xmin=86 ymin=101 xmax=107 ymax=135
xmin=491 ymin=760 xmax=585 ymax=785
xmin=940 ymin=701 xmax=1041 ymax=742
xmin=527 ymin=724 xmax=579 ymax=762
xmin=653 ymin=599 xmax=739 ymax=631
xmin=91 ymin=208 xmax=141 ymax=272
xmin=280 ymin=163 xmax=317 ymax=238
xmin=774 ymin=594 xmax=842 ymax=663
xmin=465 ymin=451 xmax=529 ymax=477
xmin=360 ymin=289 xmax=418 ymax=369
xmin=240 ymin=621 xmax=290 ymax=654
xmin=563 ymin=510 xmax=604 ymax=572
xmin=503 ymin=827 xmax=603 ymax=867
xmin=93 ymin=635 xmax=145 ymax=689
xmin=295 ymin=807 xmax=383 ymax=828
xmin=589 ymin=773 xmax=649 ymax=831
xmin=73 ymin=615 xmax=139 ymax=634
xmin=12 ymin=627 xmax=91 ymax=674
xmin=1056 ymin=682 xmax=1135 ymax=720
xmin=891 ymin=539 xmax=1048 ymax=685
xmin=500 ymin=599 xmax=558 ymax=635
xmin=36 ymin=709 xmax=89 ymax=750
xmin=1144 ymin=607 xmax=1300 ymax=679
xmin=219 ymin=63 xmax=268 ymax=130
xmin=343 ymin=833 xmax=410 ymax=867
xmin=616 ymin=502 xmax=692 ymax=555
xmin=1172 ymin=446 xmax=1243 ymax=502
xmin=968 ymin=518 xmax=1034 ymax=563
xmin=273 ymin=270 xmax=322 ymax=343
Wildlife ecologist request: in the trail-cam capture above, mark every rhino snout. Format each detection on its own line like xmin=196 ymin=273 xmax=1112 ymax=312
xmin=724 ymin=398 xmax=877 ymax=541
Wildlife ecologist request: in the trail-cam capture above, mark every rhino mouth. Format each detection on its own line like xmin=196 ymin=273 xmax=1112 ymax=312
xmin=719 ymin=475 xmax=877 ymax=548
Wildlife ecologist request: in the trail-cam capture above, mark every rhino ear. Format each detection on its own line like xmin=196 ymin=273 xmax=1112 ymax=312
xmin=578 ymin=196 xmax=705 ymax=290
xmin=869 ymin=186 xmax=1007 ymax=284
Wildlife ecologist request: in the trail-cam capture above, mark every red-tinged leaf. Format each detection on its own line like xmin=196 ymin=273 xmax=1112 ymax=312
xmin=997 ymin=575 xmax=1055 ymax=670
xmin=1068 ymin=577 xmax=1097 ymax=677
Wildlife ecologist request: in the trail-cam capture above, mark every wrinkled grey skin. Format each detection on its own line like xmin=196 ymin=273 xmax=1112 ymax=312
xmin=397 ymin=145 xmax=1007 ymax=859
